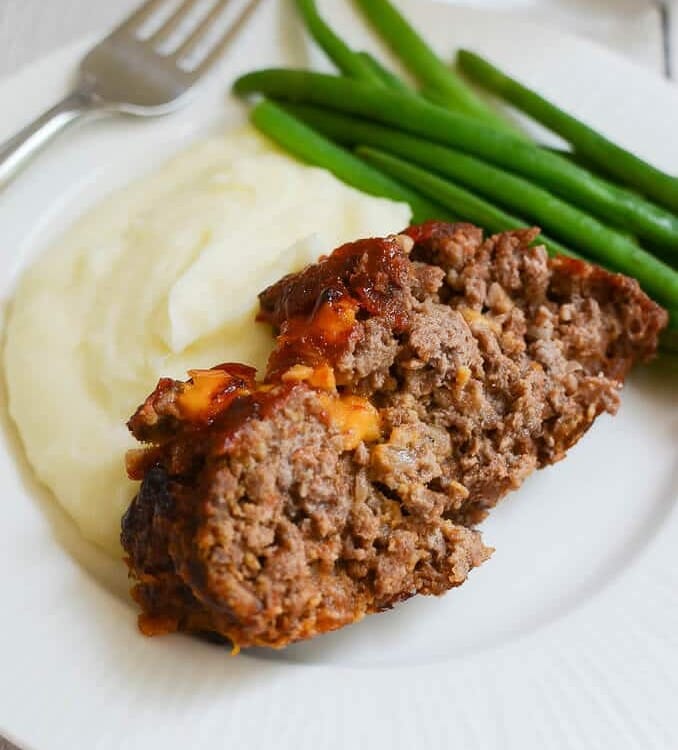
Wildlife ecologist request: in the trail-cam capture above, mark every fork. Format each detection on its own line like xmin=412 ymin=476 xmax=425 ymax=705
xmin=0 ymin=0 xmax=263 ymax=191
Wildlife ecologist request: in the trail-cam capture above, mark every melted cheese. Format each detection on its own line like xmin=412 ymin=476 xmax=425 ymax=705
xmin=319 ymin=393 xmax=382 ymax=452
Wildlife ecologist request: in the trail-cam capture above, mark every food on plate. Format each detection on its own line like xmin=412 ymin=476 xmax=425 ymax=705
xmin=3 ymin=0 xmax=673 ymax=655
xmin=122 ymin=222 xmax=666 ymax=649
xmin=122 ymin=366 xmax=491 ymax=648
xmin=3 ymin=127 xmax=410 ymax=555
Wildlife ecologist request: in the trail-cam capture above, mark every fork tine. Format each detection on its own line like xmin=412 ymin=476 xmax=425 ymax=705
xmin=172 ymin=0 xmax=230 ymax=60
xmin=113 ymin=0 xmax=168 ymax=35
xmin=149 ymin=0 xmax=202 ymax=45
xmin=193 ymin=0 xmax=263 ymax=75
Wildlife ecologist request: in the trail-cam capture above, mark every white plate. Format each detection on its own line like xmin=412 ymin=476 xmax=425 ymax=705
xmin=1 ymin=2 xmax=677 ymax=749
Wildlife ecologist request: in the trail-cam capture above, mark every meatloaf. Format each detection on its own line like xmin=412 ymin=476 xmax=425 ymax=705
xmin=122 ymin=222 xmax=667 ymax=649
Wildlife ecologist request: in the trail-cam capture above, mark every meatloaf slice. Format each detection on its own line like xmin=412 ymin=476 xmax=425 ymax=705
xmin=259 ymin=221 xmax=667 ymax=523
xmin=122 ymin=223 xmax=666 ymax=649
xmin=123 ymin=366 xmax=491 ymax=649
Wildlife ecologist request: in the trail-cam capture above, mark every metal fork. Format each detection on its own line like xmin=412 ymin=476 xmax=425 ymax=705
xmin=0 ymin=0 xmax=263 ymax=191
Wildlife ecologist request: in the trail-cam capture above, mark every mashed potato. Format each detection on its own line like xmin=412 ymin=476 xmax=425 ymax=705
xmin=4 ymin=128 xmax=410 ymax=556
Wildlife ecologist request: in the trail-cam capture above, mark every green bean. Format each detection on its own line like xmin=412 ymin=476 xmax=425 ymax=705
xmin=233 ymin=70 xmax=678 ymax=249
xmin=419 ymin=84 xmax=486 ymax=113
xmin=352 ymin=0 xmax=508 ymax=128
xmin=356 ymin=146 xmax=576 ymax=259
xmin=294 ymin=0 xmax=380 ymax=82
xmin=457 ymin=49 xmax=678 ymax=214
xmin=356 ymin=51 xmax=411 ymax=92
xmin=283 ymin=105 xmax=675 ymax=280
xmin=543 ymin=146 xmax=616 ymax=178
xmin=249 ymin=100 xmax=450 ymax=224
xmin=294 ymin=0 xmax=413 ymax=93
xmin=358 ymin=147 xmax=678 ymax=307
xmin=544 ymin=145 xmax=678 ymax=260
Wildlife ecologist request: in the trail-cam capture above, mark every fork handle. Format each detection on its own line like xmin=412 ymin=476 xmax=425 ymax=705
xmin=0 ymin=88 xmax=99 ymax=191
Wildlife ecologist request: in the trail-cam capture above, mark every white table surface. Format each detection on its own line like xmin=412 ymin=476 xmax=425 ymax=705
xmin=0 ymin=1 xmax=672 ymax=749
